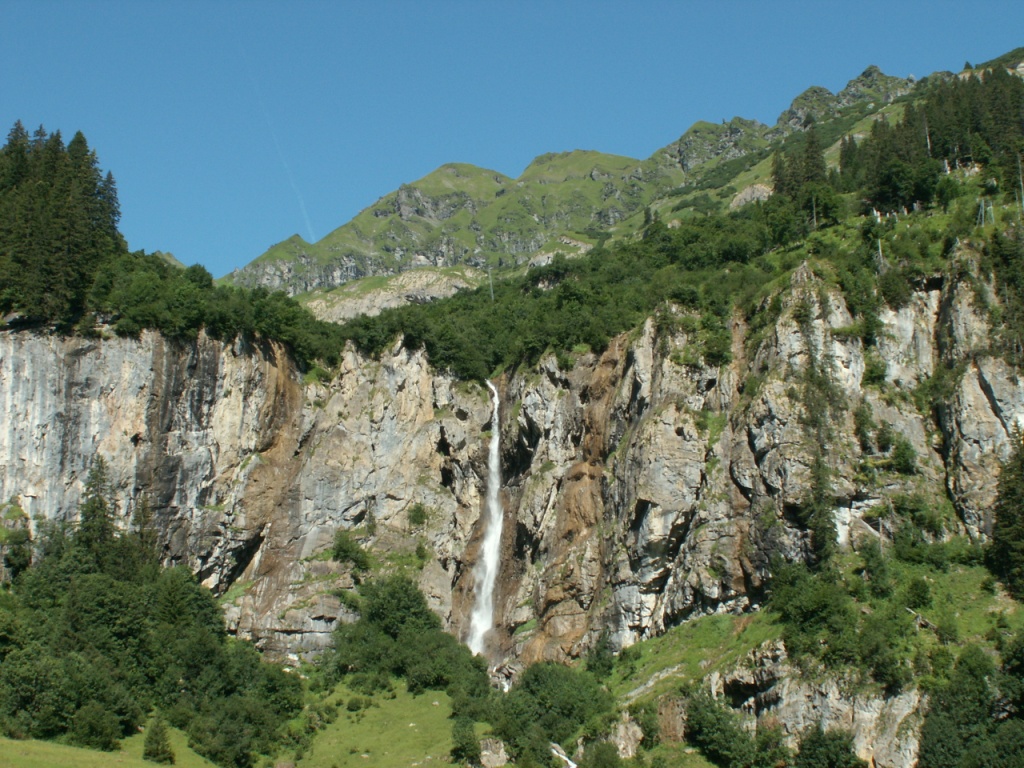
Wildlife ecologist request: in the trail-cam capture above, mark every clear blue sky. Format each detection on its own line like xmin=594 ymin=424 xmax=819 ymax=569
xmin=3 ymin=1 xmax=1022 ymax=278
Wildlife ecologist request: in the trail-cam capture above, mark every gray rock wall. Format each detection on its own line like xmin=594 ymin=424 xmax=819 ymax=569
xmin=1 ymin=256 xmax=1020 ymax=753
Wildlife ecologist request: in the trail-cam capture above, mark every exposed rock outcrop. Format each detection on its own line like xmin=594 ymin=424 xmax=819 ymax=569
xmin=652 ymin=641 xmax=922 ymax=768
xmin=1 ymin=250 xmax=1021 ymax=767
xmin=302 ymin=267 xmax=484 ymax=323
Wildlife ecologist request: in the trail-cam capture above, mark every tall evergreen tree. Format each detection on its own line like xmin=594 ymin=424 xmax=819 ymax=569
xmin=990 ymin=430 xmax=1024 ymax=597
xmin=77 ymin=456 xmax=116 ymax=570
xmin=800 ymin=124 xmax=827 ymax=187
xmin=143 ymin=715 xmax=176 ymax=764
xmin=0 ymin=122 xmax=127 ymax=325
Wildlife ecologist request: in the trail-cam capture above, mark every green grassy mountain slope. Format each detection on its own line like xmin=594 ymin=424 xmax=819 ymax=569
xmin=228 ymin=150 xmax=685 ymax=294
xmin=226 ymin=62 xmax=915 ymax=298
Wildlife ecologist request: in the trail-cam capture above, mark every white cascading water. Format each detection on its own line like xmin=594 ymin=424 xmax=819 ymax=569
xmin=468 ymin=381 xmax=503 ymax=656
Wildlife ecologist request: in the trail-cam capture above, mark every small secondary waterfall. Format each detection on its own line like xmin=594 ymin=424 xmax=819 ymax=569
xmin=468 ymin=381 xmax=503 ymax=656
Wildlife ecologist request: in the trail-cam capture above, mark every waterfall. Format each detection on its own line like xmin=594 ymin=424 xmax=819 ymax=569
xmin=468 ymin=380 xmax=503 ymax=656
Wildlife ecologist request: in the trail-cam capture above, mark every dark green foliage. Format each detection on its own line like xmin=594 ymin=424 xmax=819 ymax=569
xmin=960 ymin=720 xmax=1024 ymax=768
xmin=360 ymin=574 xmax=441 ymax=639
xmin=70 ymin=700 xmax=121 ymax=751
xmin=345 ymin=695 xmax=371 ymax=712
xmin=580 ymin=741 xmax=622 ymax=768
xmin=451 ymin=716 xmax=482 ymax=766
xmin=331 ymin=530 xmax=370 ymax=571
xmin=682 ymin=690 xmax=796 ymax=768
xmin=144 ymin=716 xmax=176 ymax=764
xmin=753 ymin=725 xmax=792 ymax=768
xmin=794 ymin=726 xmax=866 ymax=768
xmin=853 ymin=402 xmax=875 ymax=451
xmin=322 ymin=575 xmax=492 ymax=724
xmin=770 ymin=562 xmax=859 ymax=666
xmin=628 ymin=700 xmax=660 ymax=748
xmin=989 ymin=431 xmax=1024 ymax=597
xmin=2 ymin=527 xmax=32 ymax=580
xmin=0 ymin=124 xmax=126 ymax=326
xmin=0 ymin=457 xmax=302 ymax=766
xmin=495 ymin=662 xmax=612 ymax=763
xmin=890 ymin=435 xmax=918 ymax=475
xmin=858 ymin=539 xmax=892 ymax=598
xmin=857 ymin=605 xmax=913 ymax=692
xmin=407 ymin=502 xmax=429 ymax=527
xmin=877 ymin=270 xmax=912 ymax=310
xmin=77 ymin=457 xmax=116 ymax=570
xmin=803 ymin=456 xmax=838 ymax=564
xmin=837 ymin=68 xmax=1024 ymax=213
xmin=586 ymin=630 xmax=615 ymax=680
xmin=683 ymin=691 xmax=755 ymax=768
xmin=985 ymin=230 xmax=1024 ymax=365
xmin=917 ymin=646 xmax=997 ymax=768
xmin=339 ymin=205 xmax=791 ymax=381
xmin=905 ymin=576 xmax=932 ymax=609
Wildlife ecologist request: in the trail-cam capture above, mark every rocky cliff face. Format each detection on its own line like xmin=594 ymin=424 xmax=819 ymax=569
xmin=1 ymin=252 xmax=1020 ymax=760
xmin=647 ymin=642 xmax=923 ymax=768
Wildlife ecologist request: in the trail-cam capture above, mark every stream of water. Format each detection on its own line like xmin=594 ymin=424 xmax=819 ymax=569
xmin=467 ymin=381 xmax=502 ymax=655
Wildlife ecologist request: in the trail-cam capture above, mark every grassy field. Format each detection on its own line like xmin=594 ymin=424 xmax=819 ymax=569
xmin=295 ymin=683 xmax=456 ymax=768
xmin=0 ymin=723 xmax=215 ymax=768
xmin=610 ymin=612 xmax=782 ymax=703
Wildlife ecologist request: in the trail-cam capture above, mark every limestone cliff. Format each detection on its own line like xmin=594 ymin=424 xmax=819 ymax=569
xmin=1 ymin=250 xmax=1021 ymax=764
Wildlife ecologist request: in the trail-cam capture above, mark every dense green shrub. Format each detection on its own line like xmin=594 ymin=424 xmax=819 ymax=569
xmin=331 ymin=530 xmax=370 ymax=571
xmin=495 ymin=662 xmax=612 ymax=762
xmin=0 ymin=458 xmax=302 ymax=765
xmin=450 ymin=716 xmax=482 ymax=766
xmin=794 ymin=726 xmax=866 ymax=768
xmin=321 ymin=575 xmax=492 ymax=723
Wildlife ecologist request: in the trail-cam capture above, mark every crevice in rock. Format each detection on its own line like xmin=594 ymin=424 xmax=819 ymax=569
xmin=723 ymin=678 xmax=762 ymax=710
xmin=508 ymin=411 xmax=542 ymax=479
xmin=222 ymin=526 xmax=266 ymax=591
xmin=437 ymin=427 xmax=453 ymax=456
xmin=513 ymin=520 xmax=541 ymax=565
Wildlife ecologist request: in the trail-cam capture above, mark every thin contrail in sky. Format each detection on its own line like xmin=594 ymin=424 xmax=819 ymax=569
xmin=238 ymin=43 xmax=317 ymax=244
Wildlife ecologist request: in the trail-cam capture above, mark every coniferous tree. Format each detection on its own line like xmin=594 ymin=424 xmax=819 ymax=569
xmin=800 ymin=124 xmax=827 ymax=187
xmin=771 ymin=150 xmax=795 ymax=198
xmin=0 ymin=122 xmax=127 ymax=325
xmin=990 ymin=430 xmax=1024 ymax=597
xmin=450 ymin=717 xmax=481 ymax=766
xmin=77 ymin=456 xmax=116 ymax=571
xmin=143 ymin=715 xmax=176 ymax=764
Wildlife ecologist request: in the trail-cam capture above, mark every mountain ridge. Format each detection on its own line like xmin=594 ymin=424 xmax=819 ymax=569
xmin=226 ymin=62 xmax=914 ymax=297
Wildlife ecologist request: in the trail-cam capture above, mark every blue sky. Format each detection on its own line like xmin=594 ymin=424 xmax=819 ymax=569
xmin=3 ymin=1 xmax=1022 ymax=278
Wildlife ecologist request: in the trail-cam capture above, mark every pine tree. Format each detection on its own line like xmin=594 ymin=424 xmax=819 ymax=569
xmin=450 ymin=717 xmax=481 ymax=766
xmin=143 ymin=715 xmax=176 ymax=764
xmin=76 ymin=456 xmax=116 ymax=570
xmin=800 ymin=124 xmax=827 ymax=187
xmin=990 ymin=429 xmax=1024 ymax=597
xmin=0 ymin=122 xmax=128 ymax=325
xmin=771 ymin=150 xmax=794 ymax=198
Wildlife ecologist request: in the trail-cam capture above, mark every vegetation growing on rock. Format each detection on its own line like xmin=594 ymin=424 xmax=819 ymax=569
xmin=5 ymin=47 xmax=1024 ymax=768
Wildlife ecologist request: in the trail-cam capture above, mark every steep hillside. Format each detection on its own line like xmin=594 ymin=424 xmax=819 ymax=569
xmin=227 ymin=63 xmax=913 ymax=299
xmin=228 ymin=151 xmax=682 ymax=294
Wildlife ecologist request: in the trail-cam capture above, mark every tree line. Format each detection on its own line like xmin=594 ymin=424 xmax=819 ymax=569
xmin=0 ymin=122 xmax=344 ymax=368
